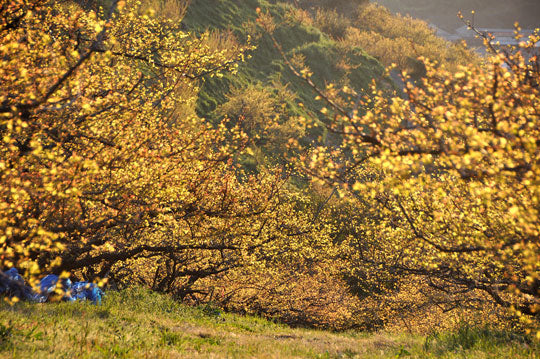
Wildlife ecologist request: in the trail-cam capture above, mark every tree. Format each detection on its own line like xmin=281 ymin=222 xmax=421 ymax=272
xmin=278 ymin=16 xmax=540 ymax=328
xmin=0 ymin=0 xmax=328 ymax=301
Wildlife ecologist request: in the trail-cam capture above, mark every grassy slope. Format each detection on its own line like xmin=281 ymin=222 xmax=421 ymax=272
xmin=0 ymin=288 xmax=537 ymax=358
xmin=183 ymin=0 xmax=384 ymax=117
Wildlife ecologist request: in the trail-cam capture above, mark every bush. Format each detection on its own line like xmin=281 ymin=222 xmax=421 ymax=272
xmin=342 ymin=4 xmax=476 ymax=73
xmin=314 ymin=8 xmax=351 ymax=39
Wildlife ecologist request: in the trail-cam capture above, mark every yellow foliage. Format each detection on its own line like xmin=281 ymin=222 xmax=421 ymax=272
xmin=293 ymin=25 xmax=540 ymax=331
xmin=0 ymin=0 xmax=316 ymax=300
xmin=343 ymin=4 xmax=476 ymax=73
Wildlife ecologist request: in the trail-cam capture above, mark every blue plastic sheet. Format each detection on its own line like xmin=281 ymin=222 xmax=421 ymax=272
xmin=0 ymin=268 xmax=46 ymax=303
xmin=39 ymin=274 xmax=74 ymax=301
xmin=0 ymin=268 xmax=103 ymax=304
xmin=72 ymin=281 xmax=103 ymax=304
xmin=5 ymin=268 xmax=24 ymax=283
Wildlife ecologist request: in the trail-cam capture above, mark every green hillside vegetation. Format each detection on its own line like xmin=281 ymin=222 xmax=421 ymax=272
xmin=183 ymin=0 xmax=383 ymax=116
xmin=1 ymin=288 xmax=537 ymax=358
xmin=182 ymin=0 xmax=476 ymax=168
xmin=182 ymin=0 xmax=384 ymax=162
xmin=183 ymin=0 xmax=476 ymax=117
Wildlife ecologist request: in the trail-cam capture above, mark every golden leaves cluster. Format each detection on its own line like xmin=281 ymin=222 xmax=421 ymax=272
xmin=296 ymin=27 xmax=540 ymax=329
xmin=0 ymin=0 xmax=298 ymax=292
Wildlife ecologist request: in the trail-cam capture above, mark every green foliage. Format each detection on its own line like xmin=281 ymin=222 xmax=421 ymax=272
xmin=182 ymin=0 xmax=385 ymax=170
xmin=0 ymin=323 xmax=13 ymax=351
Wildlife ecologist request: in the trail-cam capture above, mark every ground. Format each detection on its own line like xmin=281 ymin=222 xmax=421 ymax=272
xmin=0 ymin=288 xmax=537 ymax=358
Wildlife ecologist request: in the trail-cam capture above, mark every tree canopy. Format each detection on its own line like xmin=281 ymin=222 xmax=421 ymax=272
xmin=281 ymin=18 xmax=540 ymax=330
xmin=0 ymin=0 xmax=334 ymax=304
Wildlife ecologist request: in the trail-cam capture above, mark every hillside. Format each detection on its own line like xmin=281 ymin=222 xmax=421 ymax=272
xmin=181 ymin=0 xmax=475 ymax=167
xmin=375 ymin=0 xmax=540 ymax=31
xmin=183 ymin=0 xmax=384 ymax=118
xmin=0 ymin=288 xmax=536 ymax=358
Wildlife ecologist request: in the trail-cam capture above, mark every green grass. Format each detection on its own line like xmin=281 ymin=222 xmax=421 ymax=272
xmin=182 ymin=0 xmax=385 ymax=166
xmin=183 ymin=0 xmax=384 ymax=118
xmin=0 ymin=287 xmax=538 ymax=358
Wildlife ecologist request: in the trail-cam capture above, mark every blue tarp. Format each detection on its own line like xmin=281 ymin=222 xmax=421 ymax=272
xmin=0 ymin=268 xmax=103 ymax=304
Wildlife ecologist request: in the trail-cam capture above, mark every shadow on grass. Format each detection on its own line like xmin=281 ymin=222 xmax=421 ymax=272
xmin=423 ymin=324 xmax=533 ymax=356
xmin=0 ymin=323 xmax=13 ymax=352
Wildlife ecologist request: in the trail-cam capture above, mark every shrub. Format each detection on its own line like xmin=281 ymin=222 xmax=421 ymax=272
xmin=314 ymin=8 xmax=351 ymax=39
